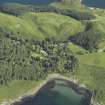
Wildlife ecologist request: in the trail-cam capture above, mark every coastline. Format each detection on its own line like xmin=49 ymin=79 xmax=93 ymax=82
xmin=11 ymin=74 xmax=79 ymax=104
xmin=81 ymin=0 xmax=104 ymax=10
xmin=10 ymin=73 xmax=93 ymax=105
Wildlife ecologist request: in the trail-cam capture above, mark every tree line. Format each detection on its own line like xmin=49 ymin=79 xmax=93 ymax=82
xmin=69 ymin=23 xmax=101 ymax=51
xmin=0 ymin=3 xmax=95 ymax=20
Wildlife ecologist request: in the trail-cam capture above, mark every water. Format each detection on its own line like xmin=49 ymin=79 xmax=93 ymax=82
xmin=82 ymin=0 xmax=105 ymax=8
xmin=0 ymin=0 xmax=57 ymax=5
xmin=14 ymin=79 xmax=91 ymax=105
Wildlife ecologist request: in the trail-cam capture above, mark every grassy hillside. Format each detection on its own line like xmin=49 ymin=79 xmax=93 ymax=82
xmin=0 ymin=12 xmax=44 ymax=39
xmin=75 ymin=52 xmax=105 ymax=104
xmin=79 ymin=52 xmax=105 ymax=68
xmin=66 ymin=42 xmax=88 ymax=54
xmin=76 ymin=64 xmax=105 ymax=104
xmin=0 ymin=80 xmax=41 ymax=103
xmin=0 ymin=12 xmax=85 ymax=41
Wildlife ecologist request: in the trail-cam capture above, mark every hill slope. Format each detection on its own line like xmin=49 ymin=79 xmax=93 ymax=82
xmin=0 ymin=12 xmax=85 ymax=41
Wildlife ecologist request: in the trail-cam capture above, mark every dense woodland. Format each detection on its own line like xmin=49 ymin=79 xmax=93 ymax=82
xmin=70 ymin=28 xmax=101 ymax=51
xmin=0 ymin=28 xmax=78 ymax=85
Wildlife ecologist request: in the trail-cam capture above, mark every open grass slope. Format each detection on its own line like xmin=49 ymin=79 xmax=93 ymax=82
xmin=78 ymin=52 xmax=105 ymax=68
xmin=66 ymin=42 xmax=88 ymax=54
xmin=76 ymin=52 xmax=105 ymax=104
xmin=76 ymin=64 xmax=105 ymax=104
xmin=0 ymin=80 xmax=41 ymax=103
xmin=0 ymin=12 xmax=85 ymax=41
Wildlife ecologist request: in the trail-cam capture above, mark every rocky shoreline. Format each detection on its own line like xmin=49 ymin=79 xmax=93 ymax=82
xmin=1 ymin=74 xmax=101 ymax=105
xmin=9 ymin=74 xmax=93 ymax=105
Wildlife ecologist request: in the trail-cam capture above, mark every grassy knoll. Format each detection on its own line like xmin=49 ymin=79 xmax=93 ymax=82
xmin=0 ymin=12 xmax=85 ymax=41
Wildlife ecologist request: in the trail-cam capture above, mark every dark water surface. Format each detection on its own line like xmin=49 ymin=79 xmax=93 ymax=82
xmin=0 ymin=0 xmax=57 ymax=4
xmin=82 ymin=0 xmax=105 ymax=8
xmin=1 ymin=0 xmax=105 ymax=8
xmin=14 ymin=79 xmax=91 ymax=105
